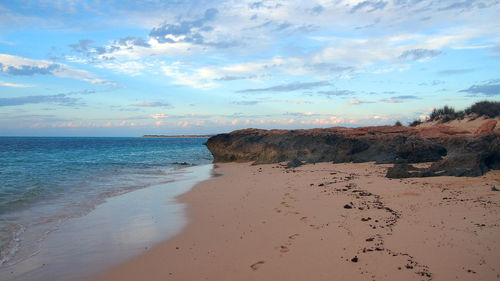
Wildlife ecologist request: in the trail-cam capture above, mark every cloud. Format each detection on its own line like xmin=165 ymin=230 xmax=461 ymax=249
xmin=117 ymin=37 xmax=151 ymax=48
xmin=391 ymin=95 xmax=419 ymax=99
xmin=151 ymin=113 xmax=169 ymax=119
xmin=66 ymin=89 xmax=96 ymax=95
xmin=459 ymin=82 xmax=500 ymax=96
xmin=0 ymin=81 xmax=33 ymax=88
xmin=317 ymin=90 xmax=355 ymax=97
xmin=215 ymin=75 xmax=250 ymax=81
xmin=131 ymin=101 xmax=172 ymax=107
xmin=0 ymin=54 xmax=114 ymax=85
xmin=349 ymin=99 xmax=376 ymax=105
xmin=399 ymin=49 xmax=441 ymax=61
xmin=64 ymin=8 xmax=239 ymax=64
xmin=438 ymin=68 xmax=475 ymax=75
xmin=47 ymin=1 xmax=498 ymax=85
xmin=285 ymin=112 xmax=319 ymax=117
xmin=233 ymin=101 xmax=260 ymax=105
xmin=69 ymin=39 xmax=94 ymax=55
xmin=161 ymin=64 xmax=216 ymax=88
xmin=0 ymin=94 xmax=80 ymax=107
xmin=236 ymin=81 xmax=330 ymax=93
xmin=155 ymin=56 xmax=355 ymax=89
xmin=0 ymin=61 xmax=60 ymax=75
xmin=305 ymin=63 xmax=354 ymax=74
xmin=298 ymin=116 xmax=346 ymax=126
xmin=419 ymin=80 xmax=444 ymax=86
xmin=349 ymin=95 xmax=418 ymax=105
xmin=438 ymin=0 xmax=475 ymax=11
xmin=149 ymin=8 xmax=223 ymax=47
xmin=350 ymin=1 xmax=388 ymax=14
xmin=267 ymin=99 xmax=313 ymax=104
xmin=355 ymin=18 xmax=381 ymax=30
xmin=381 ymin=98 xmax=404 ymax=103
xmin=68 ymin=37 xmax=152 ymax=62
xmin=311 ymin=5 xmax=324 ymax=15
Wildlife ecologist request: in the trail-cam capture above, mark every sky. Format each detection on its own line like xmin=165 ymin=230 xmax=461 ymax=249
xmin=0 ymin=0 xmax=499 ymax=136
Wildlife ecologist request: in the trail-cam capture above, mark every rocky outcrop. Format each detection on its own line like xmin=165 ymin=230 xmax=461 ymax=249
xmin=386 ymin=133 xmax=500 ymax=177
xmin=474 ymin=119 xmax=497 ymax=134
xmin=206 ymin=125 xmax=500 ymax=178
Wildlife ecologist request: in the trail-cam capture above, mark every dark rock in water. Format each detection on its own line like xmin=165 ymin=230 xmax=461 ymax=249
xmin=205 ymin=126 xmax=500 ymax=178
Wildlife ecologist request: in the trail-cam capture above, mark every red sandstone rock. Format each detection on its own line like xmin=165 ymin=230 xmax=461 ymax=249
xmin=475 ymin=120 xmax=497 ymax=134
xmin=206 ymin=122 xmax=500 ymax=177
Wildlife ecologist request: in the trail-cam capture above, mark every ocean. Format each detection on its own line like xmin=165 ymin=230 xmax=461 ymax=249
xmin=0 ymin=137 xmax=213 ymax=280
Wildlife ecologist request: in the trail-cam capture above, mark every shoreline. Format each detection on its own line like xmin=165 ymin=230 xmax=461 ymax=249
xmin=95 ymin=162 xmax=500 ymax=280
xmin=0 ymin=164 xmax=214 ymax=281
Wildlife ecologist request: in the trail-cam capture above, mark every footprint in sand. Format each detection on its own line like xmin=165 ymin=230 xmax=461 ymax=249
xmin=289 ymin=233 xmax=300 ymax=239
xmin=274 ymin=208 xmax=282 ymax=213
xmin=280 ymin=245 xmax=290 ymax=253
xmin=280 ymin=201 xmax=292 ymax=208
xmin=250 ymin=261 xmax=265 ymax=270
xmin=300 ymin=216 xmax=308 ymax=222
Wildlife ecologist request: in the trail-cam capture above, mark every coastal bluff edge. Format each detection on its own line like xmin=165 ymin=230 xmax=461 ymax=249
xmin=205 ymin=124 xmax=500 ymax=178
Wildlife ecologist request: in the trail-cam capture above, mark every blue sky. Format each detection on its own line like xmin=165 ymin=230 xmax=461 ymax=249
xmin=1 ymin=0 xmax=499 ymax=136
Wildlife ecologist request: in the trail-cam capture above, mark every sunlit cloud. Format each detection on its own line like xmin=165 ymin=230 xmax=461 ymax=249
xmin=0 ymin=54 xmax=115 ymax=86
xmin=131 ymin=101 xmax=172 ymax=107
xmin=0 ymin=81 xmax=33 ymax=88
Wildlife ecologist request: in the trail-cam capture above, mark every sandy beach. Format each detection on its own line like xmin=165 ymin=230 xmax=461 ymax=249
xmin=95 ymin=161 xmax=500 ymax=281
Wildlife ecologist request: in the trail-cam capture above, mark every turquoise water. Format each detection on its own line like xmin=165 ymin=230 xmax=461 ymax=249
xmin=0 ymin=137 xmax=213 ymax=267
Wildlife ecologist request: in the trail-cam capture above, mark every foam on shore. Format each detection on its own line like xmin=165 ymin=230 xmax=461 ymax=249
xmin=0 ymin=164 xmax=214 ymax=281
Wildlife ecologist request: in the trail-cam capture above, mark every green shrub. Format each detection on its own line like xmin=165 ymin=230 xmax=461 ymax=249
xmin=429 ymin=105 xmax=464 ymax=122
xmin=408 ymin=119 xmax=422 ymax=127
xmin=427 ymin=101 xmax=499 ymax=123
xmin=466 ymin=101 xmax=500 ymax=118
xmin=394 ymin=120 xmax=403 ymax=127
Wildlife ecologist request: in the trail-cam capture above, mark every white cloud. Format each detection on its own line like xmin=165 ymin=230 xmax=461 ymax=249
xmin=147 ymin=27 xmax=494 ymax=89
xmin=0 ymin=54 xmax=114 ymax=86
xmin=0 ymin=81 xmax=33 ymax=88
xmin=54 ymin=0 xmax=500 ymax=89
xmin=161 ymin=63 xmax=216 ymax=88
xmin=151 ymin=113 xmax=169 ymax=119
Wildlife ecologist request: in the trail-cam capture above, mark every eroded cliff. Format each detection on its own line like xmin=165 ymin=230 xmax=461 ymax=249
xmin=206 ymin=122 xmax=500 ymax=178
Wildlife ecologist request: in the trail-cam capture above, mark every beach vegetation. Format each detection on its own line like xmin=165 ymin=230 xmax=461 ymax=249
xmin=408 ymin=119 xmax=422 ymax=127
xmin=429 ymin=105 xmax=464 ymax=122
xmin=465 ymin=101 xmax=500 ymax=118
xmin=429 ymin=101 xmax=500 ymax=123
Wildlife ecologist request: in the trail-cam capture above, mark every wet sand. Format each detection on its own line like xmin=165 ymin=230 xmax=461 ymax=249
xmin=95 ymin=162 xmax=500 ymax=281
xmin=0 ymin=165 xmax=213 ymax=281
